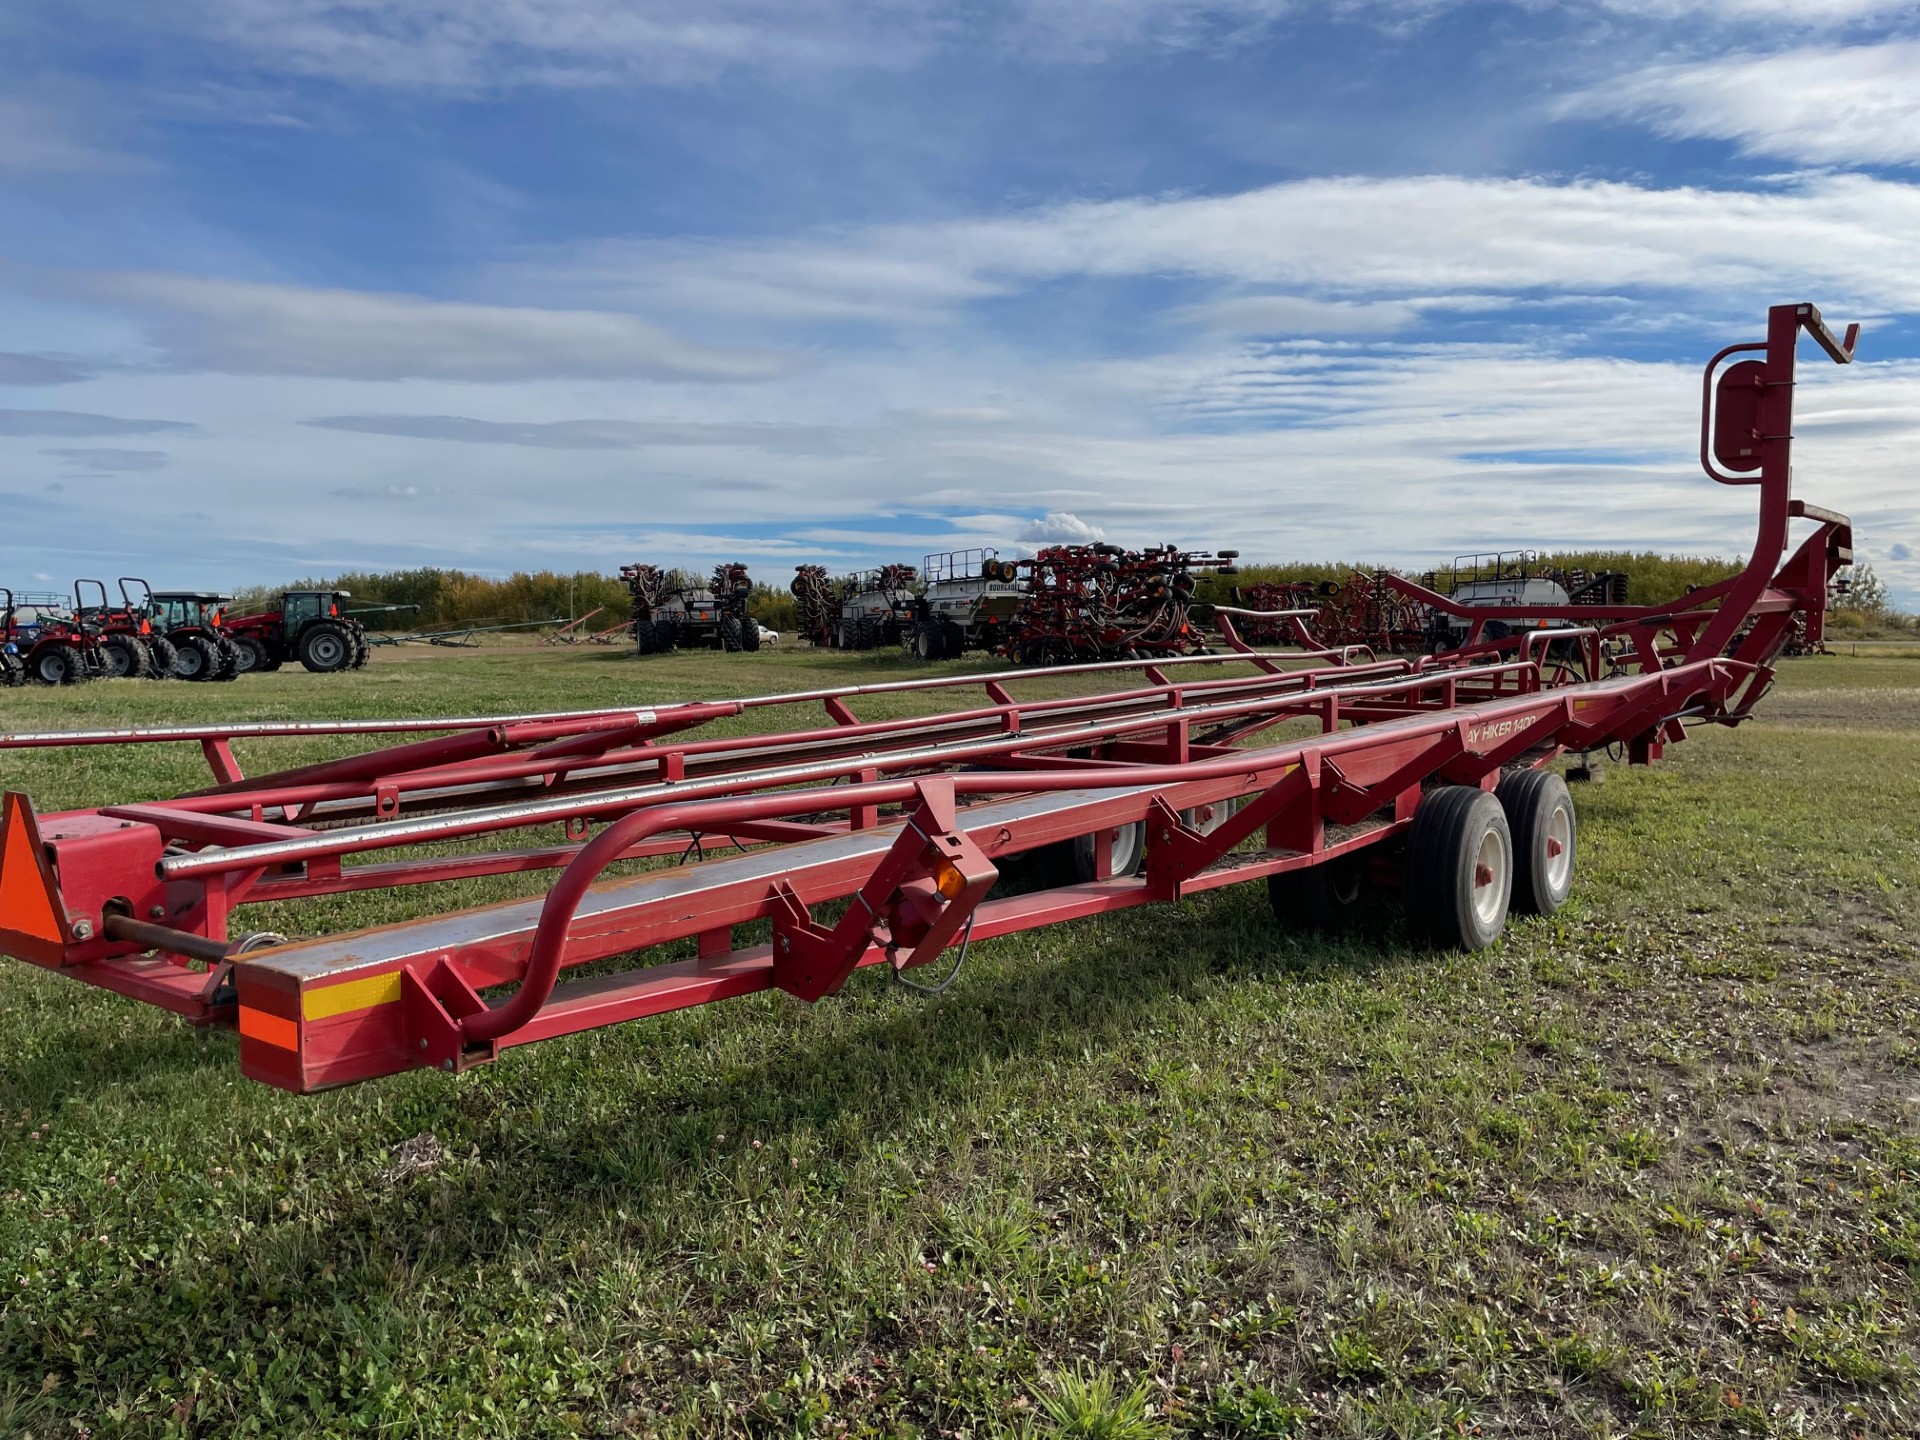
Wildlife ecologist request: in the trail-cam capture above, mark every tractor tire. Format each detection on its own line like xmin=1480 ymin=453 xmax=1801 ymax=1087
xmin=633 ymin=618 xmax=658 ymax=656
xmin=1402 ymin=786 xmax=1512 ymax=951
xmin=719 ymin=615 xmax=744 ymax=653
xmin=32 ymin=643 xmax=90 ymax=686
xmin=232 ymin=636 xmax=269 ymax=674
xmin=100 ymin=634 xmax=151 ymax=679
xmin=172 ymin=633 xmax=223 ymax=681
xmin=145 ymin=635 xmax=179 ymax=678
xmin=298 ymin=621 xmax=355 ymax=673
xmin=741 ymin=614 xmax=761 ymax=652
xmin=348 ymin=626 xmax=371 ymax=669
xmin=0 ymin=650 xmax=23 ymax=687
xmin=1495 ymin=769 xmax=1577 ymax=916
xmin=654 ymin=618 xmax=679 ymax=653
xmin=212 ymin=636 xmax=243 ymax=680
xmin=913 ymin=623 xmax=946 ymax=661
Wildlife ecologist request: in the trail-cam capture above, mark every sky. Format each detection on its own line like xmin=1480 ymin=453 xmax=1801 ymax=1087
xmin=2 ymin=1 xmax=1917 ymax=603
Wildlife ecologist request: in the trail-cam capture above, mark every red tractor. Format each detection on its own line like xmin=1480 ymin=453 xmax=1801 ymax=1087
xmin=149 ymin=591 xmax=243 ymax=681
xmin=1 ymin=588 xmax=109 ymax=685
xmin=224 ymin=590 xmax=370 ymax=673
xmin=72 ymin=578 xmax=172 ymax=679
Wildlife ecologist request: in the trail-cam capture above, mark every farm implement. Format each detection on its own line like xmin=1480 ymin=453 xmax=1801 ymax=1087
xmin=1005 ymin=544 xmax=1240 ymax=665
xmin=0 ymin=303 xmax=1861 ymax=1095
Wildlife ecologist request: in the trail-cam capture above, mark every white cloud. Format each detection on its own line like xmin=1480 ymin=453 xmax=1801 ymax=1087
xmin=305 ymin=413 xmax=849 ymax=452
xmin=1569 ymin=41 xmax=1920 ymax=167
xmin=508 ymin=173 xmax=1920 ymax=324
xmin=51 ymin=1 xmax=1916 ymax=95
xmin=1017 ymin=510 xmax=1105 ymax=543
xmin=62 ymin=272 xmax=801 ymax=383
xmin=1171 ymin=294 xmax=1422 ymax=335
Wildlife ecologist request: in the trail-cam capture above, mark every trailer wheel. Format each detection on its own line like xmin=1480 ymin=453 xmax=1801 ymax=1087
xmin=172 ymin=634 xmax=221 ymax=681
xmin=298 ymin=622 xmax=354 ymax=673
xmin=100 ymin=635 xmax=149 ymax=679
xmin=719 ymin=615 xmax=744 ymax=653
xmin=1269 ymin=852 xmax=1368 ymax=933
xmin=634 ymin=618 xmax=658 ymax=655
xmin=741 ymin=615 xmax=761 ymax=652
xmin=913 ymin=623 xmax=946 ymax=661
xmin=1403 ymin=786 xmax=1512 ymax=950
xmin=1072 ymin=822 xmax=1147 ymax=882
xmin=145 ymin=635 xmax=178 ymax=678
xmin=1496 ymin=769 xmax=1577 ymax=916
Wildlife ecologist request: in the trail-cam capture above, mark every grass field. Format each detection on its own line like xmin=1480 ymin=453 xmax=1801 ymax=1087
xmin=1 ymin=645 xmax=1917 ymax=1438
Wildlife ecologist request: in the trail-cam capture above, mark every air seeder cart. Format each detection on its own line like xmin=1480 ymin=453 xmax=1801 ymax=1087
xmin=0 ymin=303 xmax=1864 ymax=1095
xmin=625 ymin=563 xmax=759 ymax=654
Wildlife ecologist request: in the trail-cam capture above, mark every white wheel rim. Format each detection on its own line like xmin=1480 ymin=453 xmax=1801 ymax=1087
xmin=1471 ymin=826 xmax=1508 ymax=926
xmin=178 ymin=649 xmax=202 ymax=676
xmin=313 ymin=636 xmax=343 ymax=664
xmin=106 ymin=646 xmax=129 ymax=676
xmin=1544 ymin=803 xmax=1573 ymax=893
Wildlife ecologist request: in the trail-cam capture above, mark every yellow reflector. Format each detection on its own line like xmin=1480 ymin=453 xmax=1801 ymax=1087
xmin=932 ymin=858 xmax=966 ymax=900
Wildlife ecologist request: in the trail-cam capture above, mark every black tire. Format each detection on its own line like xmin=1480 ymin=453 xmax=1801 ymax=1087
xmin=1269 ymin=852 xmax=1369 ymax=933
xmin=1071 ymin=821 xmax=1147 ymax=882
xmin=634 ymin=618 xmax=658 ymax=656
xmin=719 ymin=615 xmax=744 ymax=653
xmin=0 ymin=651 xmax=23 ymax=687
xmin=741 ymin=614 xmax=761 ymax=652
xmin=100 ymin=634 xmax=150 ymax=679
xmin=211 ymin=635 xmax=242 ymax=680
xmin=232 ymin=635 xmax=269 ymax=674
xmin=32 ymin=642 xmax=89 ymax=686
xmin=144 ymin=635 xmax=179 ymax=678
xmin=654 ymin=618 xmax=679 ymax=653
xmin=1496 ymin=768 xmax=1577 ymax=916
xmin=257 ymin=648 xmax=283 ymax=672
xmin=172 ymin=633 xmax=222 ymax=681
xmin=298 ymin=621 xmax=355 ymax=673
xmin=913 ymin=622 xmax=946 ymax=661
xmin=348 ymin=626 xmax=371 ymax=669
xmin=1402 ymin=786 xmax=1512 ymax=951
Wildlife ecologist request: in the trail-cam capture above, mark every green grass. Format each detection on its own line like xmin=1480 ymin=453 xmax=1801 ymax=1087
xmin=2 ymin=646 xmax=1918 ymax=1437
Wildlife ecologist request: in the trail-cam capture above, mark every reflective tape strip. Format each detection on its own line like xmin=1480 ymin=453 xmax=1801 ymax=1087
xmin=238 ymin=1007 xmax=298 ymax=1051
xmin=303 ymin=972 xmax=403 ymax=1022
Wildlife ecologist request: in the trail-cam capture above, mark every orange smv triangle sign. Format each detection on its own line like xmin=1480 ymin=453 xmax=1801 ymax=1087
xmin=0 ymin=792 xmax=69 ymax=957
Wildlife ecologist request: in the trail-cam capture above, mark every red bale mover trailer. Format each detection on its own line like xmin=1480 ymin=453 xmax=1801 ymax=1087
xmin=0 ymin=304 xmax=1863 ymax=1095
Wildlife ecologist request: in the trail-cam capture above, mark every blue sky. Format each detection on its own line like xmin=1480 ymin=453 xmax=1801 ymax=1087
xmin=2 ymin=1 xmax=1917 ymax=602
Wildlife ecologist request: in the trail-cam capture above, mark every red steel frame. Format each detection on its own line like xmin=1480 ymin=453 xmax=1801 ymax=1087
xmin=0 ymin=304 xmax=1860 ymax=1093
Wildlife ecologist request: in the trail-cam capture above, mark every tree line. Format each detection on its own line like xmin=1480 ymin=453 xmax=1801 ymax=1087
xmin=231 ymin=553 xmax=1902 ymax=638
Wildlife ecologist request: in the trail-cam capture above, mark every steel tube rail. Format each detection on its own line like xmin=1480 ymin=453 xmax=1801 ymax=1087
xmin=428 ymin=655 xmax=1745 ymax=1047
xmin=153 ymin=659 xmax=1536 ymax=880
